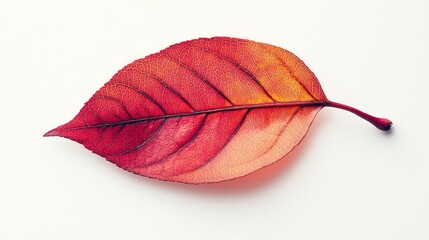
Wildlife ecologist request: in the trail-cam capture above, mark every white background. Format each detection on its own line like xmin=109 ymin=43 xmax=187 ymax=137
xmin=1 ymin=0 xmax=428 ymax=239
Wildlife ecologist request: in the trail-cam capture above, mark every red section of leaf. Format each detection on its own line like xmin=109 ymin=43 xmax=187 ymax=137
xmin=45 ymin=37 xmax=391 ymax=183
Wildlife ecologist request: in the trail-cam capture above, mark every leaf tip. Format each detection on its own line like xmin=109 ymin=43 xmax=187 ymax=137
xmin=43 ymin=128 xmax=59 ymax=137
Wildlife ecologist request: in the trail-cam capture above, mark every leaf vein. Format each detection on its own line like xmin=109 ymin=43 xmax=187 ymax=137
xmin=172 ymin=109 xmax=250 ymax=176
xmin=65 ymin=101 xmax=326 ymax=130
xmin=108 ymin=119 xmax=166 ymax=156
xmin=191 ymin=46 xmax=277 ymax=102
xmin=124 ymin=66 xmax=196 ymax=112
xmin=143 ymin=114 xmax=208 ymax=168
xmin=253 ymin=43 xmax=317 ymax=100
xmin=162 ymin=53 xmax=236 ymax=106
xmin=114 ymin=82 xmax=167 ymax=114
xmin=94 ymin=95 xmax=133 ymax=119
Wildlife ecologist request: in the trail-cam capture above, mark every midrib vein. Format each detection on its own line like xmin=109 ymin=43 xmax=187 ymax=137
xmin=69 ymin=100 xmax=327 ymax=130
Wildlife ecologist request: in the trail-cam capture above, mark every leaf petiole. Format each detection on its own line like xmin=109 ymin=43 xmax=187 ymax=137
xmin=325 ymin=101 xmax=392 ymax=131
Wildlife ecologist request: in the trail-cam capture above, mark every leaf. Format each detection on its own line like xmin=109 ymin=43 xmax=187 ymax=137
xmin=44 ymin=37 xmax=392 ymax=184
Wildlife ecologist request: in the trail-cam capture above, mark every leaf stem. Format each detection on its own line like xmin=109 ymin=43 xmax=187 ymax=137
xmin=325 ymin=101 xmax=392 ymax=131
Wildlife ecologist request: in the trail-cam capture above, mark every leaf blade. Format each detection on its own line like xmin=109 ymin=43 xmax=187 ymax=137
xmin=45 ymin=37 xmax=329 ymax=183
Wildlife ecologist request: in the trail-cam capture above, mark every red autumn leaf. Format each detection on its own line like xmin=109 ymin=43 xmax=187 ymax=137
xmin=44 ymin=37 xmax=392 ymax=183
